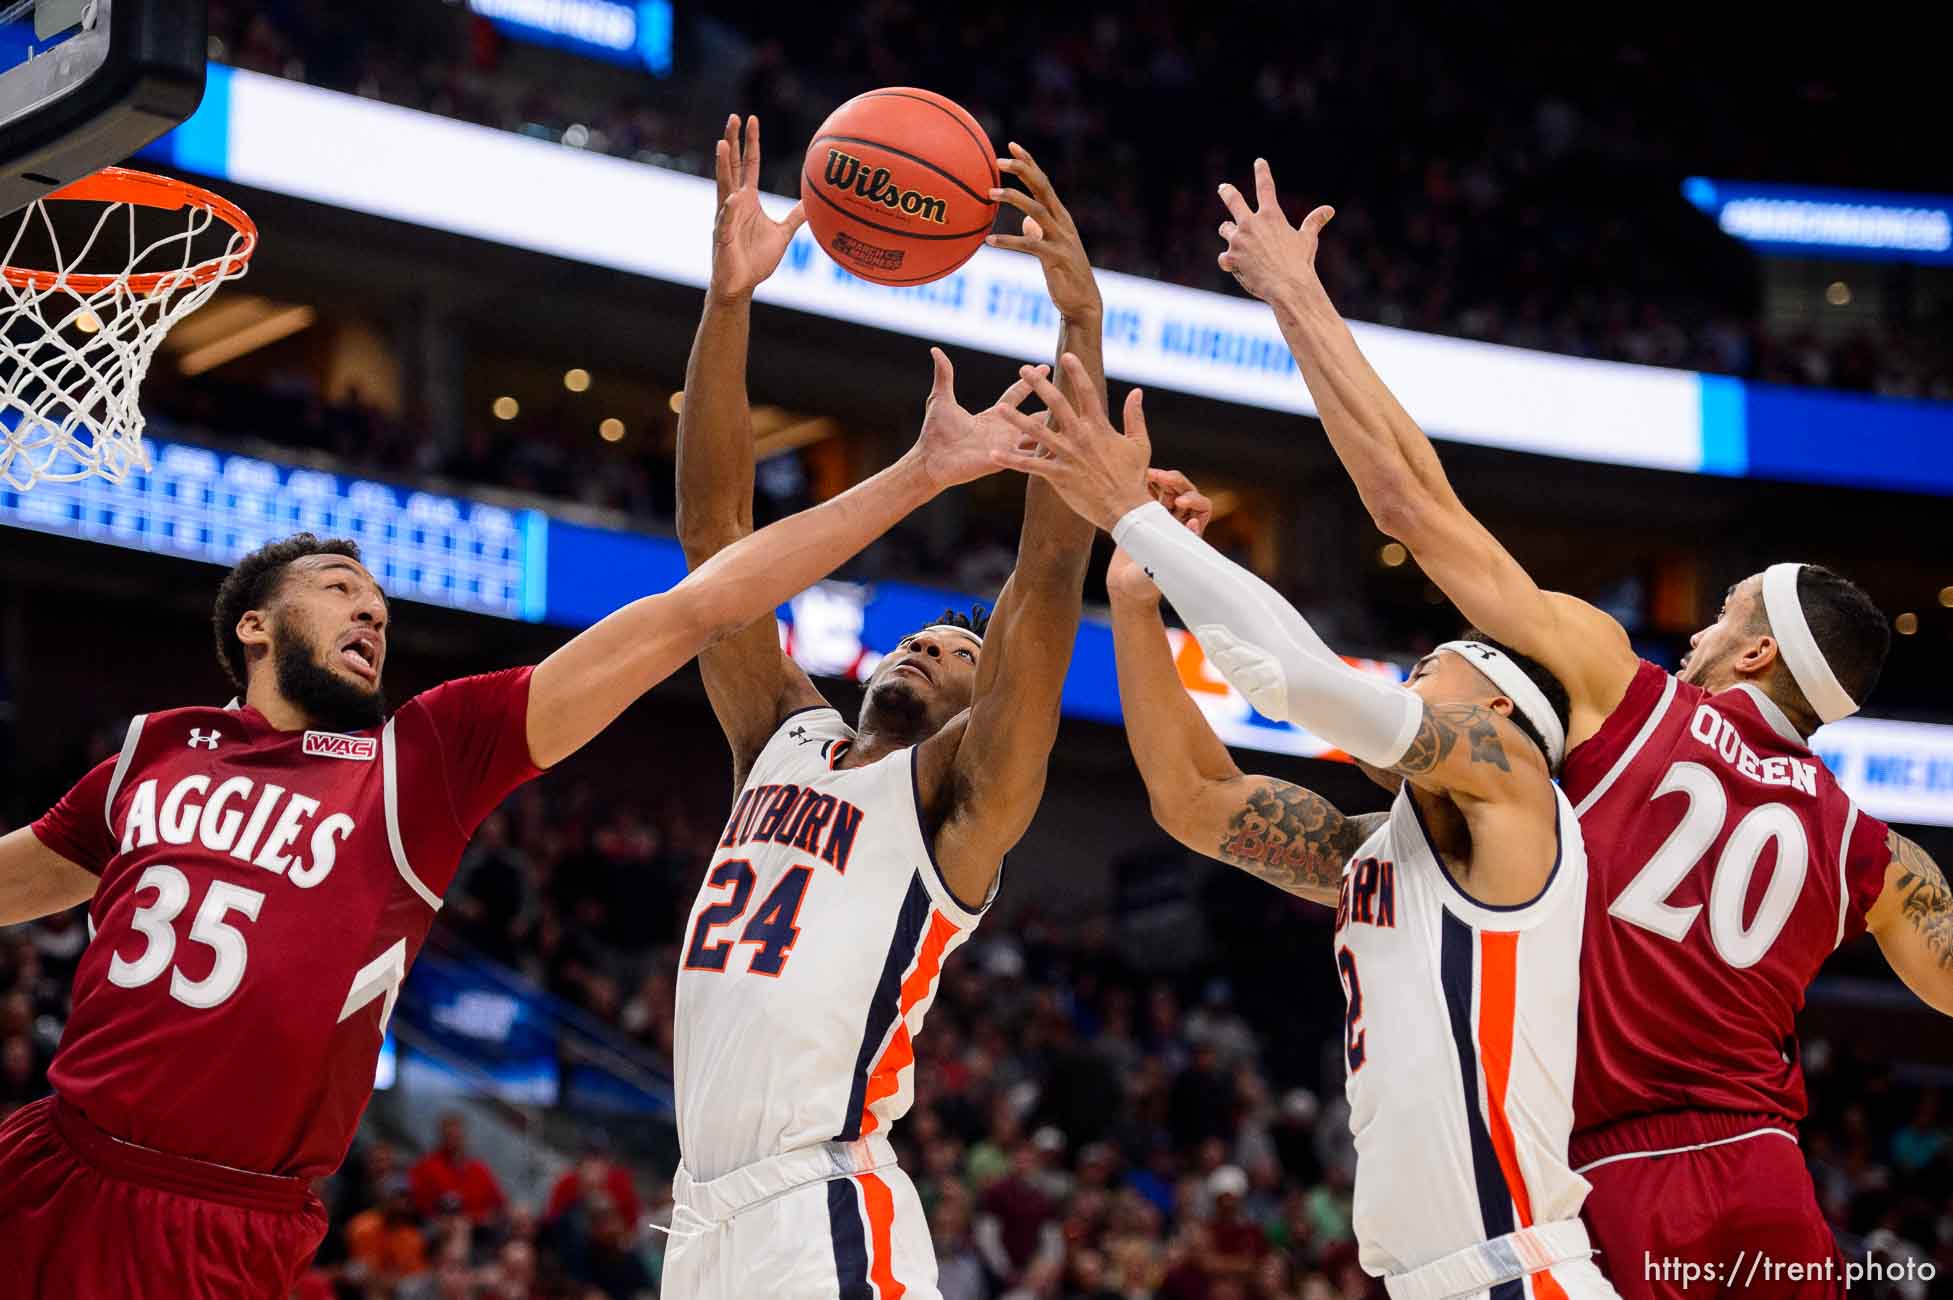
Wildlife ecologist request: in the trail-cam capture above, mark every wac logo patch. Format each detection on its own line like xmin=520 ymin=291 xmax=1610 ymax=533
xmin=304 ymin=731 xmax=377 ymax=762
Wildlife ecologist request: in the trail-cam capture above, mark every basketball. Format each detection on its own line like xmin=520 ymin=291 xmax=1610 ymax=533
xmin=800 ymin=87 xmax=998 ymax=286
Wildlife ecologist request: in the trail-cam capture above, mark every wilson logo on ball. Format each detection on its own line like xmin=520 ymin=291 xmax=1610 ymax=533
xmin=822 ymin=149 xmax=949 ymax=224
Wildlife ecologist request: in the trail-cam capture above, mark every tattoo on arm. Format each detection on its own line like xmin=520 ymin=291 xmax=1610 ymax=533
xmin=1393 ymin=703 xmax=1511 ymax=777
xmin=1216 ymin=780 xmax=1383 ymax=900
xmin=1892 ymin=832 xmax=1953 ymax=972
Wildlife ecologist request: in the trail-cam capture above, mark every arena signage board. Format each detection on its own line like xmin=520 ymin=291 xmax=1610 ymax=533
xmin=7 ymin=433 xmax=1950 ymax=825
xmin=460 ymin=0 xmax=672 ymax=74
xmin=1683 ymin=177 xmax=1953 ymax=266
xmin=138 ymin=67 xmax=1953 ymax=494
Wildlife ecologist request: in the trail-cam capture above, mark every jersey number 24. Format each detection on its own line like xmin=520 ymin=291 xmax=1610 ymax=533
xmin=683 ymin=860 xmax=812 ymax=977
xmin=1608 ymin=761 xmax=1810 ymax=968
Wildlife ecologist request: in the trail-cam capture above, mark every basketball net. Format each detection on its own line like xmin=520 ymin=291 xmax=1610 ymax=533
xmin=0 ymin=168 xmax=256 ymax=491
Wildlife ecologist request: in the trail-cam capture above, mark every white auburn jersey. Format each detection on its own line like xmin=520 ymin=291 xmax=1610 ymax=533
xmin=1336 ymin=780 xmax=1592 ymax=1280
xmin=674 ymin=707 xmax=990 ymax=1183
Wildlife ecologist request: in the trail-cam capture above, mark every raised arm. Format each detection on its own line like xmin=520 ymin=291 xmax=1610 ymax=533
xmin=994 ymin=372 xmax=1550 ymax=819
xmin=526 ymin=356 xmax=1036 ymax=769
xmin=676 ymin=115 xmax=826 ymax=785
xmin=1107 ymin=501 xmax=1376 ymax=906
xmin=1215 ymin=160 xmax=1637 ymax=745
xmin=919 ymin=146 xmax=1101 ymax=907
xmin=1866 ymin=832 xmax=1953 ymax=1016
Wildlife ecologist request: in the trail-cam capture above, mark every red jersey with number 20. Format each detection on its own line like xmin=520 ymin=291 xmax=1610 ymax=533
xmin=1561 ymin=660 xmax=1891 ymax=1137
xmin=29 ymin=669 xmax=540 ymax=1179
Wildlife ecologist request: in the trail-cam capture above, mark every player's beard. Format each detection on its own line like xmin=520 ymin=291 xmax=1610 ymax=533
xmin=861 ymin=674 xmax=932 ymax=740
xmin=273 ymin=624 xmax=386 ymax=732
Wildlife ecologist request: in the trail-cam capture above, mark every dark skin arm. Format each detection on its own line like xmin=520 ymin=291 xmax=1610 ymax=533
xmin=675 ymin=114 xmax=825 ymax=789
xmin=1106 ymin=493 xmax=1382 ymax=906
xmin=913 ymin=145 xmax=1100 ymax=908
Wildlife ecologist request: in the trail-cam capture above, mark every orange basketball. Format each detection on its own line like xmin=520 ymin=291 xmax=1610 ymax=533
xmin=800 ymin=88 xmax=998 ymax=286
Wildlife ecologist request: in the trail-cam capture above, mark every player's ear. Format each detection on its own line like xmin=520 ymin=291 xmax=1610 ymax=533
xmin=1487 ymin=694 xmax=1516 ymax=721
xmin=235 ymin=608 xmax=273 ymax=655
xmin=1736 ymin=633 xmax=1780 ymax=677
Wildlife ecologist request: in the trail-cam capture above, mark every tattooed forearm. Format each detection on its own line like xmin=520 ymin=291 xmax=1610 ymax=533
xmin=1892 ymin=832 xmax=1953 ymax=972
xmin=1216 ymin=780 xmax=1382 ymax=902
xmin=1392 ymin=703 xmax=1511 ymax=778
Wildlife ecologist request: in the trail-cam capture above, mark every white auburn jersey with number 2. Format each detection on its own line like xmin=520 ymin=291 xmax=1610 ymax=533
xmin=1336 ymin=780 xmax=1597 ymax=1286
xmin=674 ymin=706 xmax=989 ymax=1184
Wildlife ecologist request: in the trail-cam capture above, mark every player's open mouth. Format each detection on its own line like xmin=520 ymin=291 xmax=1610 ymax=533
xmin=893 ymin=660 xmax=932 ymax=685
xmin=338 ymin=635 xmax=380 ymax=682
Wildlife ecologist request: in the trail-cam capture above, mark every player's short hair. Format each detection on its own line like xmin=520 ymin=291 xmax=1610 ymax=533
xmin=1460 ymin=626 xmax=1571 ymax=768
xmin=932 ymin=605 xmax=990 ymax=640
xmin=1751 ymin=565 xmax=1890 ymax=712
xmin=212 ymin=533 xmax=363 ymax=691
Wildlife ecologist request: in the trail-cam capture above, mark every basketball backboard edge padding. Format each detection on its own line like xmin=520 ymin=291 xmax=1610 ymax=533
xmin=1 ymin=0 xmax=206 ymax=219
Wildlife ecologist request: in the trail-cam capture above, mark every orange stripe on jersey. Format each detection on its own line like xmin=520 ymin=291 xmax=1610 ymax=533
xmin=1531 ymin=1267 xmax=1569 ymax=1300
xmin=1475 ymin=930 xmax=1537 ymax=1227
xmin=858 ymin=910 xmax=957 ymax=1136
xmin=857 ymin=1171 xmax=906 ymax=1300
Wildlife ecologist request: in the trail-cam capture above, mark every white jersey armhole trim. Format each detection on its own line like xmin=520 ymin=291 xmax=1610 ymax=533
xmin=1409 ymin=784 xmax=1585 ymax=931
xmin=1835 ymin=802 xmax=1861 ymax=950
xmin=1572 ymin=1125 xmax=1797 ymax=1175
xmin=103 ymin=713 xmax=148 ymax=835
xmin=1572 ymin=674 xmax=1679 ymax=817
xmin=906 ymin=747 xmax=992 ymax=929
xmin=381 ymin=717 xmax=443 ymax=911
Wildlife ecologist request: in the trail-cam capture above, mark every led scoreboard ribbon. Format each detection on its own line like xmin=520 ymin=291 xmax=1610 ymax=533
xmin=0 ymin=436 xmax=544 ymax=621
xmin=5 ymin=432 xmax=1951 ymax=827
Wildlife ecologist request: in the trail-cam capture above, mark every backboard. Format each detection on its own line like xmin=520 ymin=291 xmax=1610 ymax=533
xmin=0 ymin=0 xmax=204 ymax=217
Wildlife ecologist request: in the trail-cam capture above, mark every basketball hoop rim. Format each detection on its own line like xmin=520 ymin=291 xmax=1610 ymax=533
xmin=1 ymin=166 xmax=257 ymax=296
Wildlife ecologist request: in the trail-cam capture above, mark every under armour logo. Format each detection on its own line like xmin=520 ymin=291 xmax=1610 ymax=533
xmin=187 ymin=729 xmax=221 ymax=750
xmin=1472 ymin=646 xmax=1498 ymax=660
xmin=790 ymin=726 xmax=817 ymax=745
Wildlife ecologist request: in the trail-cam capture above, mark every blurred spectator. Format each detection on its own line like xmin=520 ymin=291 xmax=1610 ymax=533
xmin=410 ymin=1112 xmax=509 ymax=1225
xmin=546 ymin=1145 xmax=644 ymax=1234
xmin=345 ymin=1175 xmax=430 ymax=1286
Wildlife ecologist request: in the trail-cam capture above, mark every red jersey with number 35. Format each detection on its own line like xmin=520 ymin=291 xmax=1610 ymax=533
xmin=29 ymin=669 xmax=540 ymax=1178
xmin=1561 ymin=659 xmax=1891 ymax=1137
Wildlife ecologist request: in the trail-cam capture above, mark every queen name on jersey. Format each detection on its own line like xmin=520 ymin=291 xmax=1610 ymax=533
xmin=1336 ymin=781 xmax=1595 ymax=1284
xmin=675 ymin=707 xmax=989 ymax=1186
xmin=1563 ymin=662 xmax=1893 ymax=1145
xmin=30 ymin=669 xmax=540 ymax=1178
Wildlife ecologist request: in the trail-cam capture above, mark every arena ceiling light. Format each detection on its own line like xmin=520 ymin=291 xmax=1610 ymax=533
xmin=169 ymin=295 xmax=317 ymax=376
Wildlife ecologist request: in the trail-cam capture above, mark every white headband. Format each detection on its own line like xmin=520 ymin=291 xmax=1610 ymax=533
xmin=920 ymin=623 xmax=984 ymax=648
xmin=1761 ymin=563 xmax=1858 ymax=724
xmin=1436 ymin=640 xmax=1566 ymax=769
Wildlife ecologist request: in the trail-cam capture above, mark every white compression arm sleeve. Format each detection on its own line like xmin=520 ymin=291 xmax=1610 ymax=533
xmin=1112 ymin=501 xmax=1425 ymax=767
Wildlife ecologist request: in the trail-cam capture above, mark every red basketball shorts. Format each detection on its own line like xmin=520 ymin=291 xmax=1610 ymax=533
xmin=1573 ymin=1112 xmax=1843 ymax=1300
xmin=0 ymin=1095 xmax=329 ymax=1300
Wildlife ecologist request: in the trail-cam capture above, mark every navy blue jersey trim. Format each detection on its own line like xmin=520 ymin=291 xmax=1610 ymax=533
xmin=838 ymin=874 xmax=931 ymax=1141
xmin=908 ymin=746 xmax=991 ymax=915
xmin=1409 ymin=788 xmax=1562 ymax=914
xmin=827 ymin=1177 xmax=872 ymax=1299
xmin=777 ymin=703 xmax=838 ymax=731
xmin=1440 ymin=910 xmax=1516 ymax=1241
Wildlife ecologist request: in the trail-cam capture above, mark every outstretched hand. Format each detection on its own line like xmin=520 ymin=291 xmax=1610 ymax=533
xmin=1108 ymin=469 xmax=1212 ymax=603
xmin=987 ymin=142 xmax=1102 ymax=322
xmin=1216 ymin=158 xmax=1334 ymax=306
xmin=710 ymin=114 xmax=807 ymax=303
xmin=987 ymin=353 xmax=1153 ymax=531
xmin=913 ymin=349 xmax=1050 ymax=491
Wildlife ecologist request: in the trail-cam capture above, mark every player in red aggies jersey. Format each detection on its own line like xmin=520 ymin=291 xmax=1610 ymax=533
xmin=1213 ymin=159 xmax=1953 ymax=1299
xmin=0 ymin=349 xmax=1041 ymax=1299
